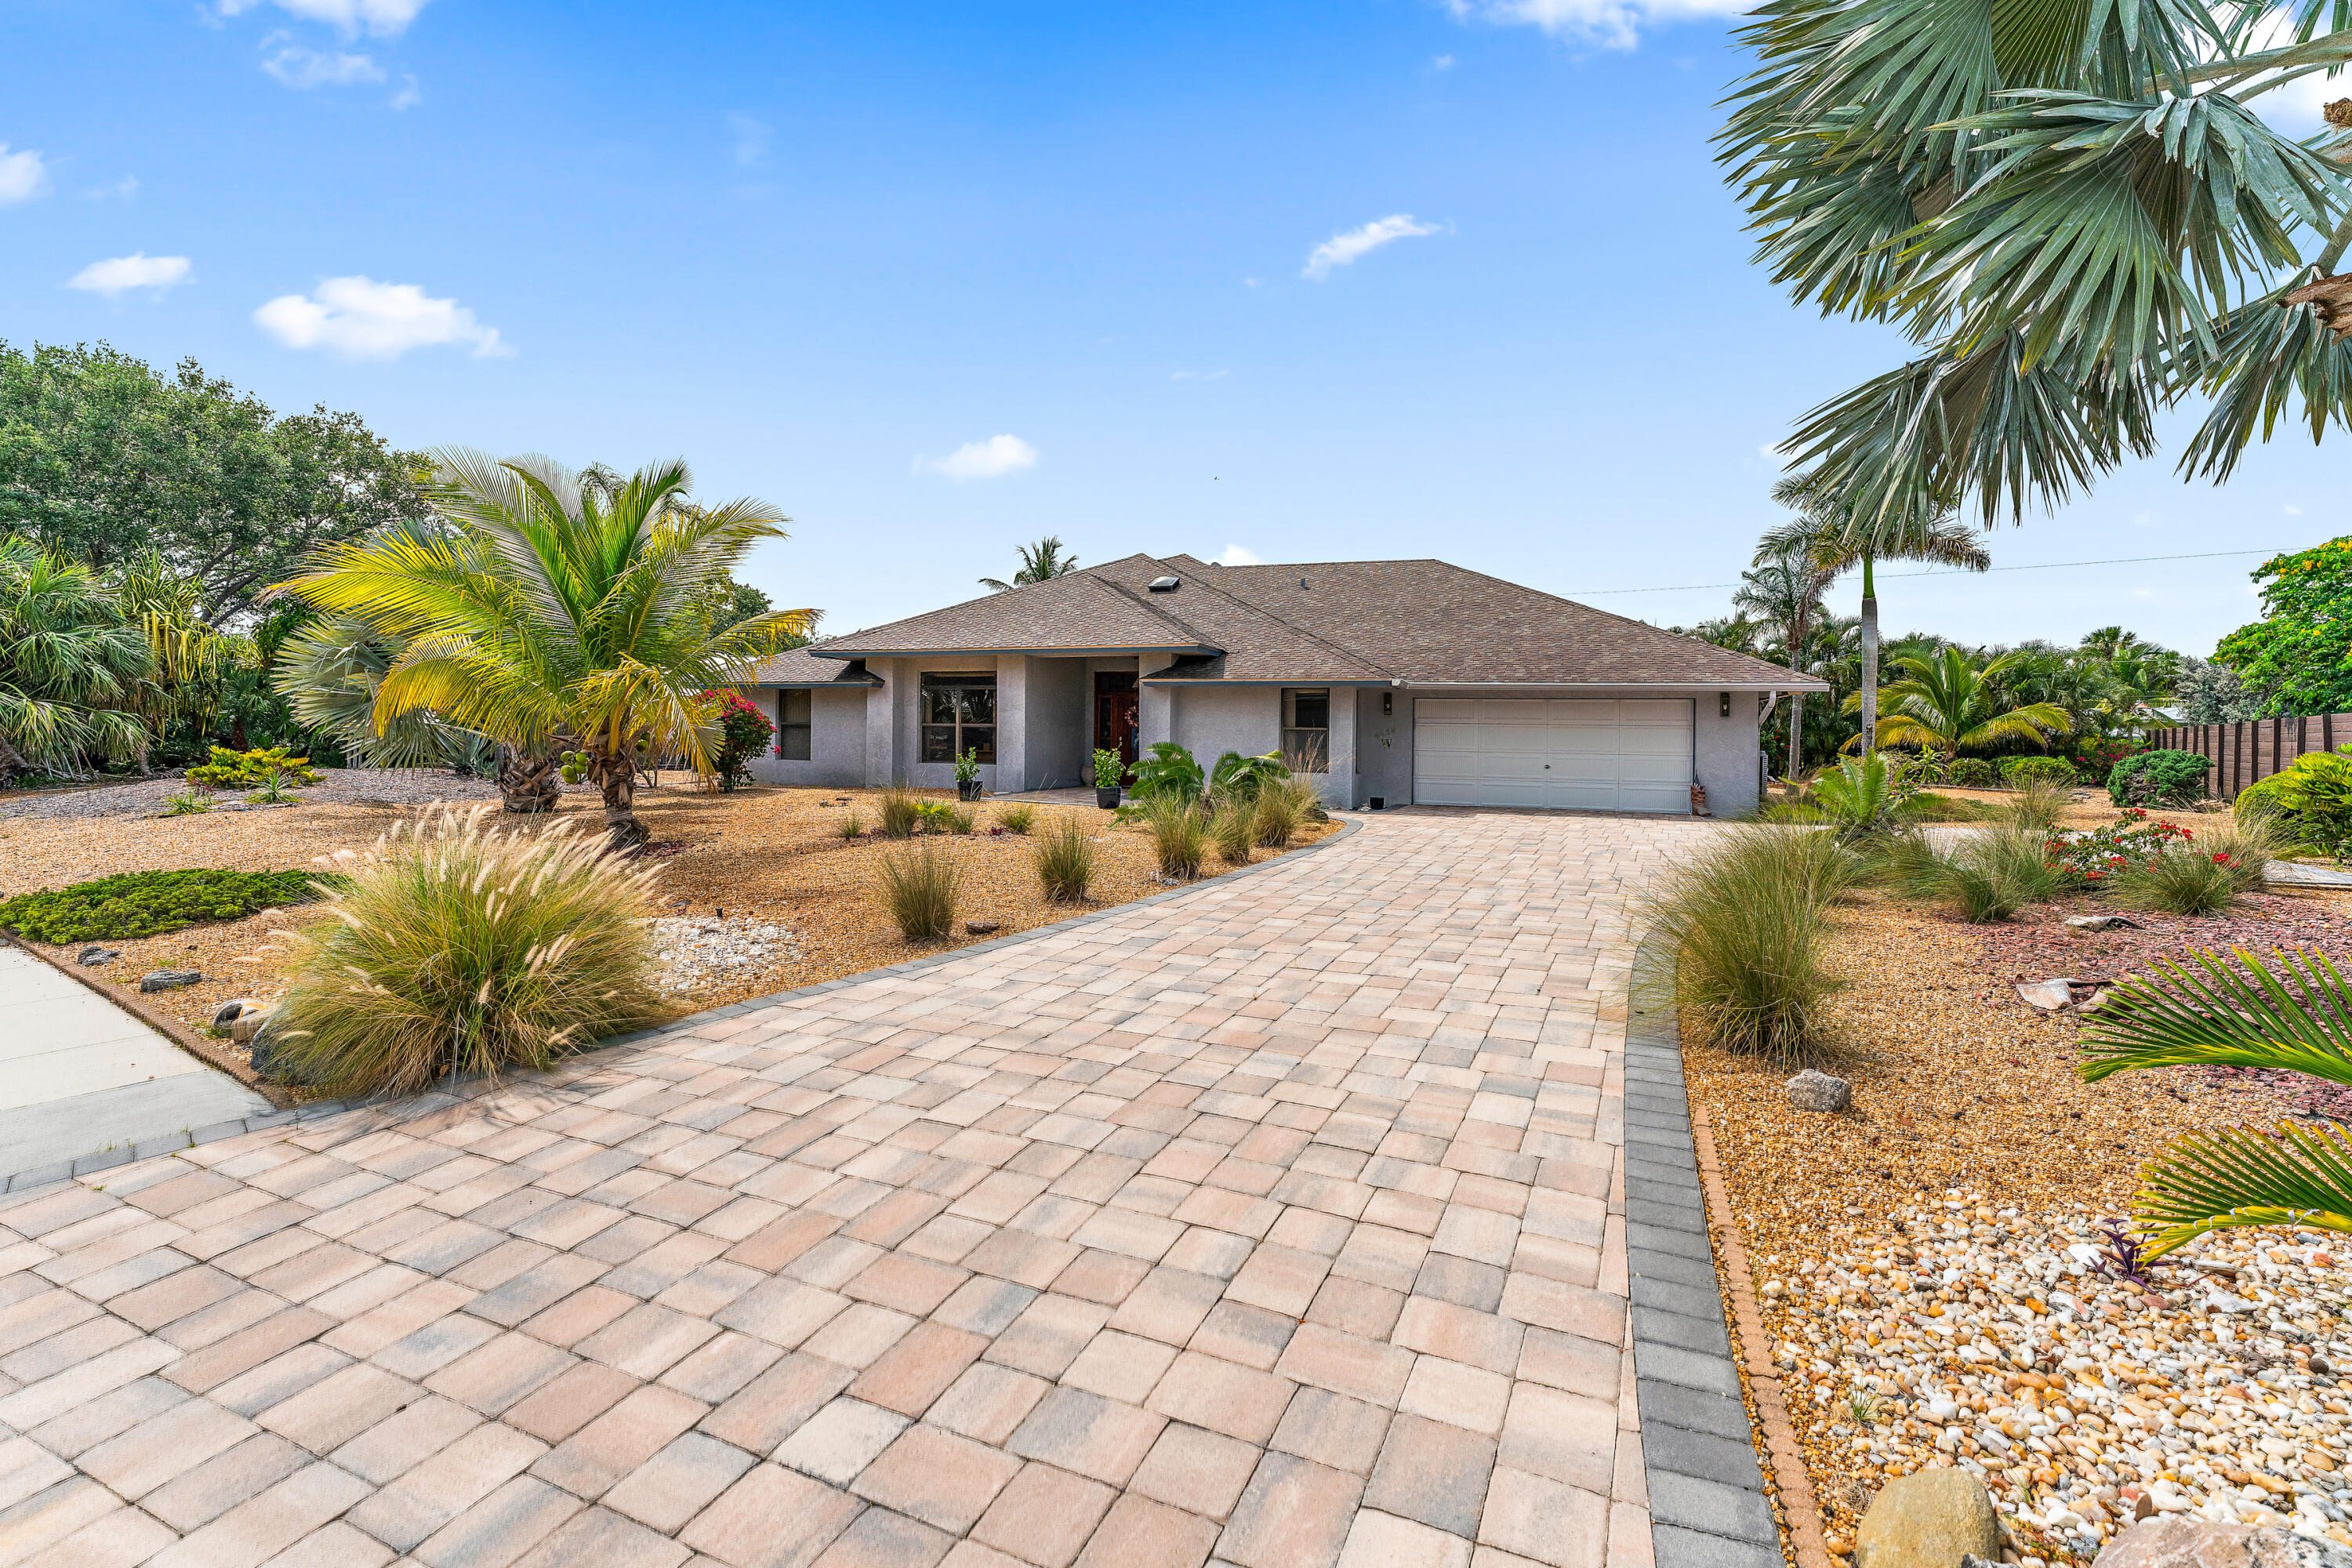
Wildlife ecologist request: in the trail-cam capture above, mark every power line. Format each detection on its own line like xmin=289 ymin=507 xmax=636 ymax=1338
xmin=1565 ymin=546 xmax=2282 ymax=597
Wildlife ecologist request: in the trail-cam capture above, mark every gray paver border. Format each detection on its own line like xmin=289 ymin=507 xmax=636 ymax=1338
xmin=1626 ymin=931 xmax=1785 ymax=1568
xmin=3 ymin=811 xmax=1365 ymax=1192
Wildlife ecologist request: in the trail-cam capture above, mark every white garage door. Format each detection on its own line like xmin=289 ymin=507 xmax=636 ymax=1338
xmin=1414 ymin=698 xmax=1693 ymax=813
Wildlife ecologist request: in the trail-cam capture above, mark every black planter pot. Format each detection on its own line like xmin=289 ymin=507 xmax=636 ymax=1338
xmin=957 ymin=779 xmax=982 ymax=801
xmin=1096 ymin=786 xmax=1122 ymax=809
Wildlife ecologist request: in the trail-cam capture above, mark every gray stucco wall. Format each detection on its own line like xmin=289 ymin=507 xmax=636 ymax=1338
xmin=1167 ymin=687 xmax=1278 ymax=778
xmin=1022 ymin=658 xmax=1088 ymax=790
xmin=1356 ymin=688 xmax=1411 ymax=808
xmin=742 ymin=684 xmax=869 ymax=789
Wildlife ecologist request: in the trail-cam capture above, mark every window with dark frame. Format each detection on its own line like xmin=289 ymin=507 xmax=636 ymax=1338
xmin=920 ymin=672 xmax=996 ymax=764
xmin=1282 ymin=688 xmax=1330 ymax=774
xmin=776 ymin=689 xmax=811 ymax=761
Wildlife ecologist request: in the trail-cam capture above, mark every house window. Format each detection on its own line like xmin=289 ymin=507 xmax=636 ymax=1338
xmin=777 ymin=690 xmax=811 ymax=761
xmin=920 ymin=672 xmax=996 ymax=764
xmin=1282 ymin=688 xmax=1330 ymax=774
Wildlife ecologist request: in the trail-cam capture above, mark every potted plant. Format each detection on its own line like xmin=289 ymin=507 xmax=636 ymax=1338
xmin=955 ymin=746 xmax=984 ymax=801
xmin=1092 ymin=749 xmax=1124 ymax=809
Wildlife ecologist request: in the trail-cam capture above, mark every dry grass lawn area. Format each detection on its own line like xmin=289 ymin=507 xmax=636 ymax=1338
xmin=1685 ymin=877 xmax=2352 ymax=1555
xmin=0 ymin=782 xmax=1333 ymax=1051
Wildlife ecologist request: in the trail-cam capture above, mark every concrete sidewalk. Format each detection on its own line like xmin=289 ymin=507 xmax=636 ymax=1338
xmin=0 ymin=945 xmax=272 ymax=1181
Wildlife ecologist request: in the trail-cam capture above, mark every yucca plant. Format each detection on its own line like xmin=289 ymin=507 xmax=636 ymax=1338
xmin=1147 ymin=797 xmax=1208 ymax=879
xmin=2080 ymin=949 xmax=2352 ymax=1254
xmin=263 ymin=805 xmax=668 ymax=1097
xmin=1033 ymin=817 xmax=1095 ymax=902
xmin=874 ymin=840 xmax=960 ymax=940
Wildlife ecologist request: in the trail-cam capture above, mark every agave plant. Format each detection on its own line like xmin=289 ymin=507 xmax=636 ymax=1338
xmin=2078 ymin=948 xmax=2352 ymax=1254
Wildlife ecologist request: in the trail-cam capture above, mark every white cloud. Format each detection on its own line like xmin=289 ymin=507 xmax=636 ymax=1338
xmin=1171 ymin=368 xmax=1229 ymax=382
xmin=1445 ymin=0 xmax=1744 ymax=51
xmin=85 ymin=175 xmax=139 ymax=201
xmin=68 ymin=253 xmax=193 ymax=298
xmin=263 ymin=45 xmax=385 ymax=87
xmin=916 ymin=434 xmax=1039 ymax=481
xmin=254 ymin=275 xmax=509 ymax=359
xmin=1302 ymin=214 xmax=1440 ymax=281
xmin=0 ymin=145 xmax=50 ymax=206
xmin=1212 ymin=544 xmax=1263 ymax=565
xmin=220 ymin=0 xmax=427 ymax=37
xmin=1433 ymin=53 xmax=1457 ymax=67
xmin=728 ymin=113 xmax=771 ymax=167
xmin=390 ymin=74 xmax=421 ymax=110
xmin=2286 ymin=503 xmax=2305 ymax=516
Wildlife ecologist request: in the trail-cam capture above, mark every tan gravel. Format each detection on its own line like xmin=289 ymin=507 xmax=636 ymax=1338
xmin=0 ymin=782 xmax=1332 ymax=1048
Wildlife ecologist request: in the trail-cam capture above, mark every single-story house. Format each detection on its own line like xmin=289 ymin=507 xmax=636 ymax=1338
xmin=742 ymin=552 xmax=1827 ymax=815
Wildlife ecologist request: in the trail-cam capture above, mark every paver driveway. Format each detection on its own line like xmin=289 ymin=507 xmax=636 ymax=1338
xmin=0 ymin=808 xmax=1711 ymax=1568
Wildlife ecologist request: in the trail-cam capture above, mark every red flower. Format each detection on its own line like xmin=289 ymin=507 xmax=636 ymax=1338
xmin=2212 ymin=852 xmax=2233 ymax=866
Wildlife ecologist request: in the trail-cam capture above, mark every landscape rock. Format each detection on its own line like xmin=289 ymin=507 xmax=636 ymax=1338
xmin=229 ymin=1007 xmax=271 ymax=1046
xmin=2067 ymin=913 xmax=2143 ymax=933
xmin=140 ymin=969 xmax=202 ymax=993
xmin=211 ymin=999 xmax=256 ymax=1028
xmin=1785 ymin=1069 xmax=1853 ymax=1112
xmin=965 ymin=920 xmax=1002 ymax=935
xmin=2096 ymin=1517 xmax=2352 ymax=1566
xmin=77 ymin=946 xmax=117 ymax=965
xmin=1854 ymin=1467 xmax=1998 ymax=1568
xmin=2016 ymin=978 xmax=2077 ymax=1011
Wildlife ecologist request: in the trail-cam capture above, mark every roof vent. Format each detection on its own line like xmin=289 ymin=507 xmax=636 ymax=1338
xmin=1147 ymin=575 xmax=1180 ymax=593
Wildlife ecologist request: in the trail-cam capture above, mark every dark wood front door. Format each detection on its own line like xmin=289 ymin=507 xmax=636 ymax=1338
xmin=1094 ymin=673 xmax=1138 ymax=772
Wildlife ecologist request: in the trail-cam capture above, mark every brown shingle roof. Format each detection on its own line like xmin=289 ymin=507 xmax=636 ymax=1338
xmin=750 ymin=646 xmax=884 ymax=686
xmin=1160 ymin=554 xmax=1824 ymax=690
xmin=811 ymin=559 xmax=1219 ymax=657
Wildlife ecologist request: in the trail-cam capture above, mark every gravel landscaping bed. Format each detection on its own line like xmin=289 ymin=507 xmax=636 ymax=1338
xmin=1682 ymin=885 xmax=2352 ymax=1566
xmin=0 ymin=765 xmax=506 ymax=820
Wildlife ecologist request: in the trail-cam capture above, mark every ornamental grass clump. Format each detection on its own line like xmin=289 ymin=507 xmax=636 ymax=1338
xmin=2117 ymin=818 xmax=2274 ymax=916
xmin=1999 ymin=777 xmax=2070 ymax=834
xmin=873 ymin=840 xmax=960 ymax=940
xmin=876 ymin=786 xmax=923 ymax=840
xmin=1640 ymin=824 xmax=1857 ymax=1063
xmin=1209 ymin=789 xmax=1254 ymax=865
xmin=996 ymin=803 xmax=1037 ymax=835
xmin=1253 ymin=778 xmax=1311 ymax=848
xmin=264 ymin=806 xmax=667 ymax=1098
xmin=1034 ymin=817 xmax=1095 ymax=902
xmin=1930 ymin=823 xmax=2062 ymax=922
xmin=1146 ymin=797 xmax=1207 ymax=880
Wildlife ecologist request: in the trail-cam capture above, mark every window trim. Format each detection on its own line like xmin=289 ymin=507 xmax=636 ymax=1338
xmin=776 ymin=689 xmax=811 ymax=762
xmin=919 ymin=671 xmax=998 ymax=765
xmin=1282 ymin=687 xmax=1330 ymax=775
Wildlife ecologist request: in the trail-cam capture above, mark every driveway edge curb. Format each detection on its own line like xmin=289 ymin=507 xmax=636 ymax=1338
xmin=1627 ymin=931 xmax=1831 ymax=1568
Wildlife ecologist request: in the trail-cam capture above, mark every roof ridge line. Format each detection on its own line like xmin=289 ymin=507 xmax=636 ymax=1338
xmin=1149 ymin=557 xmax=1399 ymax=680
xmin=1088 ymin=566 xmax=1223 ymax=649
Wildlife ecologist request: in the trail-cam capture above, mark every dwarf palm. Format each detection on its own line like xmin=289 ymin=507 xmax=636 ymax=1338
xmin=1760 ymin=474 xmax=1990 ymax=753
xmin=2080 ymin=949 xmax=2352 ymax=1254
xmin=1863 ymin=647 xmax=2073 ymax=754
xmin=0 ymin=537 xmax=152 ymax=777
xmin=280 ymin=452 xmax=815 ymax=846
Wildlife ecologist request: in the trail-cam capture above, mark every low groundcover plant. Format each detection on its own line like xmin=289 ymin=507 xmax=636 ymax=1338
xmin=263 ymin=804 xmax=669 ymax=1096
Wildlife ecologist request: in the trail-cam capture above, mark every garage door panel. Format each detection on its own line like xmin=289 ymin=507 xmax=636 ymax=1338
xmin=1413 ymin=697 xmax=1692 ymax=815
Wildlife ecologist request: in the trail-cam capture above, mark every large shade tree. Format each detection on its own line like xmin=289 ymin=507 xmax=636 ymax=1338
xmin=1721 ymin=0 xmax=2352 ymax=527
xmin=282 ymin=452 xmax=816 ymax=846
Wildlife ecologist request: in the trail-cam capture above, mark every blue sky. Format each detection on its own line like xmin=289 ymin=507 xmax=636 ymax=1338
xmin=2 ymin=0 xmax=2337 ymax=657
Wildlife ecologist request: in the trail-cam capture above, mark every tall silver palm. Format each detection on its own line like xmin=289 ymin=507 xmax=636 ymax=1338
xmin=1759 ymin=474 xmax=1991 ymax=755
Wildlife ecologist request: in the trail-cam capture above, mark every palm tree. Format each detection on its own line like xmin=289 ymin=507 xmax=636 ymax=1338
xmin=281 ymin=452 xmax=816 ymax=847
xmin=980 ymin=536 xmax=1080 ymax=593
xmin=1720 ymin=0 xmax=2352 ymax=530
xmin=1861 ymin=646 xmax=2074 ymax=754
xmin=0 ymin=537 xmax=153 ymax=778
xmin=2078 ymin=949 xmax=2352 ymax=1255
xmin=1733 ymin=546 xmax=1835 ymax=776
xmin=2078 ymin=627 xmax=2143 ymax=664
xmin=1760 ymin=473 xmax=1991 ymax=755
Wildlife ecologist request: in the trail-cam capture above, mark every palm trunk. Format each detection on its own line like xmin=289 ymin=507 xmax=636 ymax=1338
xmin=1785 ymin=691 xmax=1805 ymax=779
xmin=590 ymin=748 xmax=647 ymax=849
xmin=496 ymin=746 xmax=561 ymax=814
xmin=1860 ymin=554 xmax=1880 ymax=757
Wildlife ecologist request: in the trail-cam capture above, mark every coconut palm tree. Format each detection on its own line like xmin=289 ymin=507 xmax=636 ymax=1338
xmin=1719 ymin=0 xmax=2352 ymax=529
xmin=280 ymin=452 xmax=816 ymax=847
xmin=2079 ymin=949 xmax=2352 ymax=1254
xmin=1760 ymin=474 xmax=1991 ymax=755
xmin=1861 ymin=646 xmax=2074 ymax=754
xmin=0 ymin=537 xmax=154 ymax=778
xmin=980 ymin=536 xmax=1080 ymax=593
xmin=1733 ymin=546 xmax=1835 ymax=776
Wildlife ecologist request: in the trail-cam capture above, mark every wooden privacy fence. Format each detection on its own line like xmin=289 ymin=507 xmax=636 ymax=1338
xmin=2149 ymin=714 xmax=2352 ymax=800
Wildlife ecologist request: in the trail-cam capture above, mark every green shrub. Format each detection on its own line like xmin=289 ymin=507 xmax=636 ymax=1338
xmin=246 ymin=769 xmax=297 ymax=805
xmin=1146 ymin=797 xmax=1207 ymax=879
xmin=1947 ymin=757 xmax=1996 ymax=789
xmin=1210 ymin=750 xmax=1289 ymax=800
xmin=1641 ymin=825 xmax=1857 ymax=1062
xmin=996 ymin=803 xmax=1036 ymax=834
xmin=162 ymin=786 xmax=215 ymax=817
xmin=0 ymin=868 xmax=340 ymax=944
xmin=874 ymin=841 xmax=960 ymax=940
xmin=708 ymin=691 xmax=773 ymax=791
xmin=1034 ymin=817 xmax=1095 ymax=902
xmin=187 ymin=745 xmax=322 ymax=788
xmin=1131 ymin=742 xmax=1205 ymax=804
xmin=2235 ymin=747 xmax=2352 ymax=860
xmin=1209 ymin=789 xmax=1255 ymax=864
xmin=876 ymin=785 xmax=923 ymax=839
xmin=2000 ymin=756 xmax=2077 ymax=789
xmin=2108 ymin=749 xmax=2208 ymax=807
xmin=912 ymin=800 xmax=972 ymax=834
xmin=263 ymin=807 xmax=666 ymax=1096
xmin=1091 ymin=750 xmax=1125 ymax=790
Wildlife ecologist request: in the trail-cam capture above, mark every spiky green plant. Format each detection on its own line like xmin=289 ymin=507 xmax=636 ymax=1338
xmin=874 ymin=785 xmax=923 ymax=840
xmin=1809 ymin=751 xmax=1901 ymax=837
xmin=874 ymin=840 xmax=960 ymax=940
xmin=0 ymin=538 xmax=153 ymax=778
xmin=1146 ymin=797 xmax=1208 ymax=879
xmin=2081 ymin=948 xmax=2352 ymax=1254
xmin=1033 ymin=816 xmax=1095 ymax=902
xmin=264 ymin=805 xmax=668 ymax=1096
xmin=1209 ymin=789 xmax=1255 ymax=865
xmin=996 ymin=802 xmax=1037 ymax=834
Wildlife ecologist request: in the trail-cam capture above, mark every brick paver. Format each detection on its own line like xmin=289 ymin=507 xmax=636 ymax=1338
xmin=0 ymin=808 xmax=1705 ymax=1568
